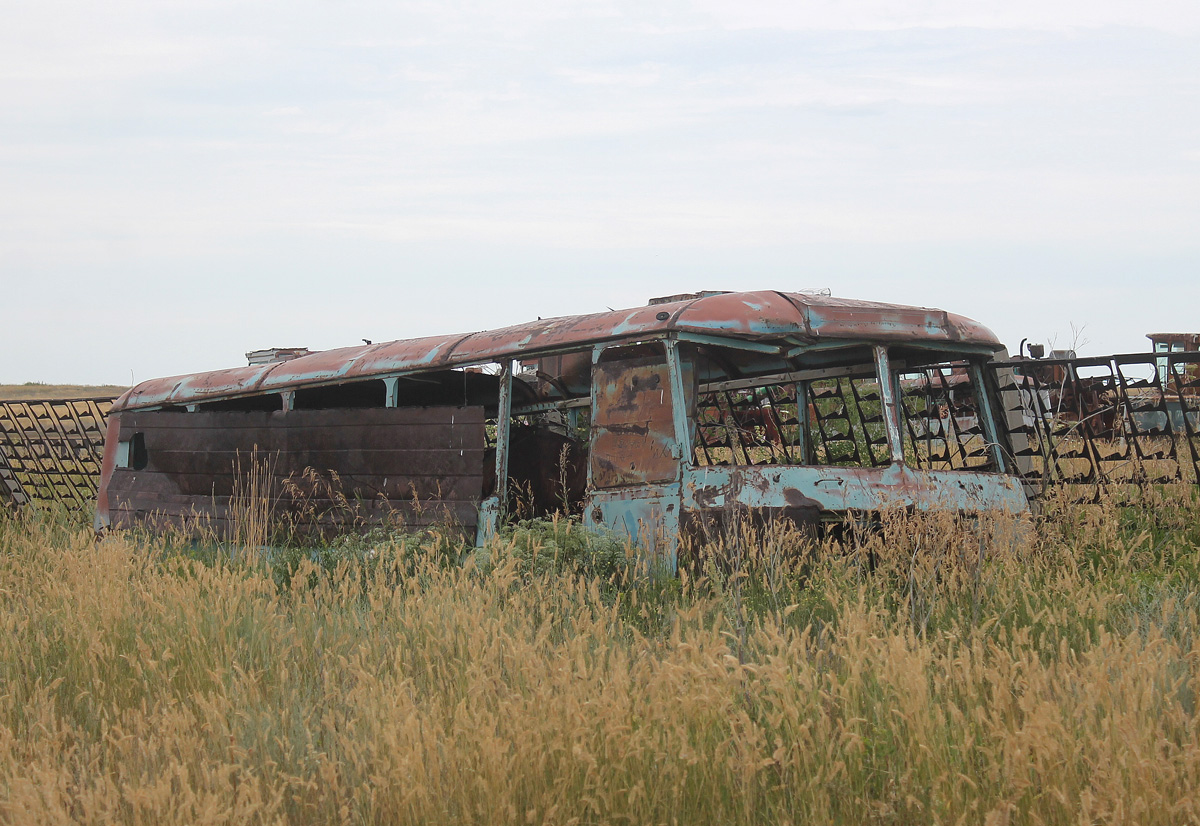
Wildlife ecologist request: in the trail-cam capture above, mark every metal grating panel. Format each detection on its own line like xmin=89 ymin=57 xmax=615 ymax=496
xmin=0 ymin=398 xmax=113 ymax=510
xmin=988 ymin=352 xmax=1200 ymax=500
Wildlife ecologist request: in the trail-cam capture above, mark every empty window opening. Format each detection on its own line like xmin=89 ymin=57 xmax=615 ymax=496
xmin=693 ymin=373 xmax=889 ymax=468
xmin=196 ymin=394 xmax=283 ymax=412
xmin=115 ymin=432 xmax=148 ymax=471
xmin=530 ymin=351 xmax=592 ymax=399
xmin=384 ymin=369 xmax=544 ymax=411
xmin=899 ymin=363 xmax=997 ymax=472
xmin=807 ymin=376 xmax=890 ymax=467
xmin=293 ymin=380 xmax=387 ymax=410
xmin=483 ymin=411 xmax=589 ymax=519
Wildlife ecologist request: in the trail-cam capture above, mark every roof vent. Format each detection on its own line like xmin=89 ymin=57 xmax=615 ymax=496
xmin=246 ymin=347 xmax=311 ymax=366
xmin=648 ymin=291 xmax=730 ymax=306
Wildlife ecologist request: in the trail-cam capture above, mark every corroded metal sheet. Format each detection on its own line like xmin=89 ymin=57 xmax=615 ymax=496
xmin=0 ymin=398 xmax=113 ymax=510
xmin=115 ymin=363 xmax=277 ymax=412
xmin=451 ymin=306 xmax=676 ymax=365
xmin=112 ymin=291 xmax=1005 ymax=413
xmin=673 ymin=290 xmax=817 ymax=337
xmin=800 ymin=300 xmax=949 ymax=341
xmin=334 ymin=335 xmax=472 ymax=382
xmin=259 ymin=344 xmax=384 ymax=390
xmin=590 ymin=356 xmax=678 ymax=489
xmin=100 ymin=406 xmax=486 ymax=536
xmin=585 ymin=484 xmax=681 ymax=571
xmin=682 ymin=464 xmax=1028 ymax=517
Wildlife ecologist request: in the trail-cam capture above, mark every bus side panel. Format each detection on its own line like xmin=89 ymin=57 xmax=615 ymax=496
xmin=104 ymin=406 xmax=486 ymax=537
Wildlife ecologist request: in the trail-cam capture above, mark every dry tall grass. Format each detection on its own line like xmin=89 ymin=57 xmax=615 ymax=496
xmin=0 ymin=384 xmax=125 ymax=401
xmin=1 ymin=491 xmax=1199 ymax=825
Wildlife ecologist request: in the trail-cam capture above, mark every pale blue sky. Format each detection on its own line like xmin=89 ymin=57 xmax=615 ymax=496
xmin=3 ymin=0 xmax=1198 ymax=385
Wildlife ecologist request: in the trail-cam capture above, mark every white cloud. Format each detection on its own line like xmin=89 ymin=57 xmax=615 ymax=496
xmin=689 ymin=0 xmax=1200 ymax=33
xmin=0 ymin=0 xmax=1197 ymax=381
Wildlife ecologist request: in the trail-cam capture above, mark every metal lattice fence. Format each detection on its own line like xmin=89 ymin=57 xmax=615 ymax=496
xmin=988 ymin=351 xmax=1200 ymax=499
xmin=0 ymin=398 xmax=113 ymax=510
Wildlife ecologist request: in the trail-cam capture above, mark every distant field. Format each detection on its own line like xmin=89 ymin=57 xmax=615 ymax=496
xmin=0 ymin=383 xmax=126 ymax=400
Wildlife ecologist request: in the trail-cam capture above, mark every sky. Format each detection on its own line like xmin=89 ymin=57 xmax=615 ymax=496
xmin=2 ymin=0 xmax=1198 ymax=386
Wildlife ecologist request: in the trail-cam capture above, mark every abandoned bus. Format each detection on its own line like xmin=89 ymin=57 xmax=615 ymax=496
xmin=96 ymin=290 xmax=1028 ymax=568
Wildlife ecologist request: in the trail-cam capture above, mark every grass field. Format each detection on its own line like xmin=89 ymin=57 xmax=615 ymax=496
xmin=2 ymin=491 xmax=1199 ymax=824
xmin=0 ymin=383 xmax=126 ymax=401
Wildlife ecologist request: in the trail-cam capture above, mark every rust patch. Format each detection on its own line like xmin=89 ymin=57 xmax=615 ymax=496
xmin=783 ymin=487 xmax=821 ymax=510
xmin=590 ymin=355 xmax=678 ymax=489
xmin=692 ymin=484 xmax=726 ymax=509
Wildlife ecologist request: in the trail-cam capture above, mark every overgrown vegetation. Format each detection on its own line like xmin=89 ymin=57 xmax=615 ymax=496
xmin=2 ymin=489 xmax=1199 ymax=824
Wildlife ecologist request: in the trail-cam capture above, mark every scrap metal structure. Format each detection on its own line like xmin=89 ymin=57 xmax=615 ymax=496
xmin=6 ymin=292 xmax=1197 ymax=571
xmin=1000 ymin=350 xmax=1200 ymax=496
xmin=0 ymin=398 xmax=112 ymax=510
xmin=93 ymin=291 xmax=1031 ymax=567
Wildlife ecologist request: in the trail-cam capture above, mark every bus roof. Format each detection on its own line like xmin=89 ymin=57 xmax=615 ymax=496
xmin=113 ymin=290 xmax=1001 ymax=411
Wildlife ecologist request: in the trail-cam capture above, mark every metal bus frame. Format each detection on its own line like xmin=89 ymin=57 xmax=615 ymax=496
xmin=95 ymin=290 xmax=1029 ymax=569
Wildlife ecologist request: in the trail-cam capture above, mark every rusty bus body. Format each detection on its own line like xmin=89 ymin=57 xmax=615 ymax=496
xmin=96 ymin=291 xmax=1028 ymax=568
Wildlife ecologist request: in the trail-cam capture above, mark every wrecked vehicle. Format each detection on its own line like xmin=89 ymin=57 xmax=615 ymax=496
xmin=96 ymin=290 xmax=1029 ymax=569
